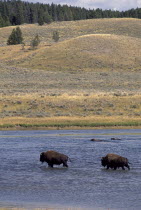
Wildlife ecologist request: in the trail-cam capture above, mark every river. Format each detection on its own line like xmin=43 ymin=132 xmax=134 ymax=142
xmin=0 ymin=129 xmax=141 ymax=209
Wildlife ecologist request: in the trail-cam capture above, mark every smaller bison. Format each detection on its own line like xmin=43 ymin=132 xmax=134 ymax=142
xmin=90 ymin=138 xmax=102 ymax=142
xmin=111 ymin=137 xmax=121 ymax=140
xmin=101 ymin=153 xmax=130 ymax=170
xmin=40 ymin=150 xmax=70 ymax=168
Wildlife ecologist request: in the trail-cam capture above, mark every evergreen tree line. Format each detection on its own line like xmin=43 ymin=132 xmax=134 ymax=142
xmin=1 ymin=0 xmax=141 ymax=27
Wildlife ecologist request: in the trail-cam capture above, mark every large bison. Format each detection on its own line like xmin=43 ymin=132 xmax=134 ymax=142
xmin=40 ymin=150 xmax=70 ymax=168
xmin=101 ymin=153 xmax=130 ymax=170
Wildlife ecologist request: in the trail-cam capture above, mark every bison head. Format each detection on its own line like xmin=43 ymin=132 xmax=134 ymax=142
xmin=101 ymin=157 xmax=107 ymax=167
xmin=40 ymin=152 xmax=45 ymax=163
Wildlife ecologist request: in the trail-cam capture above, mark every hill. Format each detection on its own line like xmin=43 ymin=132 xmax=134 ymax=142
xmin=0 ymin=18 xmax=141 ymax=128
xmin=7 ymin=34 xmax=140 ymax=72
xmin=1 ymin=18 xmax=141 ymax=46
xmin=1 ymin=18 xmax=141 ymax=70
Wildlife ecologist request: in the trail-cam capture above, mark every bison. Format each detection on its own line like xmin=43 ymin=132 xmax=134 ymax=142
xmin=101 ymin=153 xmax=130 ymax=170
xmin=111 ymin=137 xmax=121 ymax=140
xmin=40 ymin=150 xmax=70 ymax=168
xmin=90 ymin=138 xmax=102 ymax=142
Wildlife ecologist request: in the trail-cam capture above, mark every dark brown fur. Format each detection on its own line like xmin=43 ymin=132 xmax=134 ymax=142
xmin=90 ymin=138 xmax=102 ymax=142
xmin=40 ymin=150 xmax=69 ymax=168
xmin=101 ymin=153 xmax=130 ymax=170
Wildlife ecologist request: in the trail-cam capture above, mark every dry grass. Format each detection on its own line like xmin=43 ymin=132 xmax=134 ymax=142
xmin=1 ymin=34 xmax=141 ymax=72
xmin=0 ymin=115 xmax=140 ymax=125
xmin=1 ymin=18 xmax=141 ymax=46
xmin=1 ymin=18 xmax=141 ymax=72
xmin=0 ymin=94 xmax=140 ymax=120
xmin=14 ymin=34 xmax=141 ymax=71
xmin=0 ymin=18 xmax=141 ymax=128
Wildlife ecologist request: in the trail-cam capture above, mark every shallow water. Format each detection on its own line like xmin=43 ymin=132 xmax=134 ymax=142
xmin=0 ymin=129 xmax=141 ymax=210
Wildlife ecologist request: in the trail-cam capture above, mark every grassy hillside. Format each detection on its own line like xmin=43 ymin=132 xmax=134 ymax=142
xmin=0 ymin=18 xmax=141 ymax=72
xmin=1 ymin=33 xmax=141 ymax=74
xmin=1 ymin=18 xmax=141 ymax=46
xmin=0 ymin=18 xmax=141 ymax=129
xmin=9 ymin=34 xmax=141 ymax=71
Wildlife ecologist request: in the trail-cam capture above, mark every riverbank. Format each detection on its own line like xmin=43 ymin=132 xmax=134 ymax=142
xmin=0 ymin=116 xmax=141 ymax=130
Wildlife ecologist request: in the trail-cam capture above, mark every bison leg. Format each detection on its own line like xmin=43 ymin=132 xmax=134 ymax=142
xmin=126 ymin=164 xmax=130 ymax=170
xmin=122 ymin=166 xmax=125 ymax=170
xmin=48 ymin=163 xmax=53 ymax=168
xmin=114 ymin=166 xmax=117 ymax=170
xmin=106 ymin=165 xmax=109 ymax=170
xmin=63 ymin=160 xmax=68 ymax=167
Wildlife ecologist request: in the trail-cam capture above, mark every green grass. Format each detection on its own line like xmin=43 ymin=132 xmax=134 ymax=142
xmin=16 ymin=121 xmax=141 ymax=128
xmin=0 ymin=120 xmax=140 ymax=130
xmin=0 ymin=124 xmax=15 ymax=128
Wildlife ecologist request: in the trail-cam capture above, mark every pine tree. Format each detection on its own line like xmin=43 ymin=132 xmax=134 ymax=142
xmin=16 ymin=26 xmax=23 ymax=43
xmin=3 ymin=16 xmax=11 ymax=26
xmin=29 ymin=4 xmax=38 ymax=23
xmin=7 ymin=27 xmax=23 ymax=45
xmin=44 ymin=11 xmax=52 ymax=24
xmin=38 ymin=16 xmax=44 ymax=25
xmin=0 ymin=15 xmax=5 ymax=27
xmin=51 ymin=3 xmax=58 ymax=21
xmin=38 ymin=8 xmax=44 ymax=25
xmin=15 ymin=1 xmax=24 ymax=25
xmin=0 ymin=14 xmax=10 ymax=27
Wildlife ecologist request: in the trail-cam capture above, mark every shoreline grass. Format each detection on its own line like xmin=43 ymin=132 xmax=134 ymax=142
xmin=0 ymin=116 xmax=141 ymax=130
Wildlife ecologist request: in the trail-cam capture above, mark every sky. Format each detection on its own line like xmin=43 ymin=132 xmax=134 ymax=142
xmin=27 ymin=0 xmax=141 ymax=11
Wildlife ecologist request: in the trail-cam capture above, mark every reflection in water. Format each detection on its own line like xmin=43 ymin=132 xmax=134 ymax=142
xmin=0 ymin=129 xmax=141 ymax=209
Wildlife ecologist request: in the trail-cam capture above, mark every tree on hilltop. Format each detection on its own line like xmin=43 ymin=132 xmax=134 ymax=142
xmin=7 ymin=26 xmax=23 ymax=45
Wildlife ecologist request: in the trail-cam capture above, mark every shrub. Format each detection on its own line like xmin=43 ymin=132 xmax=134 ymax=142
xmin=52 ymin=31 xmax=60 ymax=42
xmin=30 ymin=34 xmax=40 ymax=49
